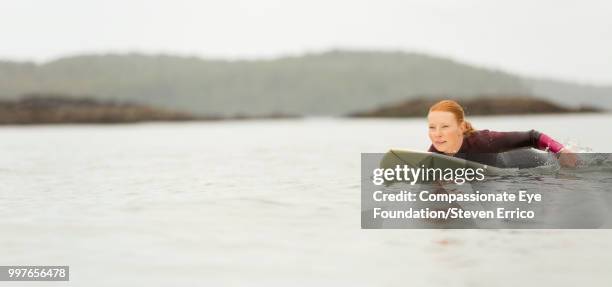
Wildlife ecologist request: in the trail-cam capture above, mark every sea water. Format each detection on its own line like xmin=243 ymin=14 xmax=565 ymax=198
xmin=1 ymin=114 xmax=611 ymax=286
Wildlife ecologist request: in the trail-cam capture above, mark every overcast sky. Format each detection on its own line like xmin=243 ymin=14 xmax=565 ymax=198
xmin=2 ymin=0 xmax=610 ymax=85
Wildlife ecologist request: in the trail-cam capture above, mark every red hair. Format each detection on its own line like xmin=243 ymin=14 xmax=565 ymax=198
xmin=429 ymin=100 xmax=476 ymax=136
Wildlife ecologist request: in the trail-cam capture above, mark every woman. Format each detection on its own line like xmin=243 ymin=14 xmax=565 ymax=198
xmin=427 ymin=100 xmax=577 ymax=167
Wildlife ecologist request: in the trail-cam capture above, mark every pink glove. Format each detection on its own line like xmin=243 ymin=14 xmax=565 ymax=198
xmin=537 ymin=133 xmax=564 ymax=153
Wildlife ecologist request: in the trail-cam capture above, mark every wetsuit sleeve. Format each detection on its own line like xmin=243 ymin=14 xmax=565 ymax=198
xmin=537 ymin=133 xmax=565 ymax=153
xmin=483 ymin=129 xmax=542 ymax=152
xmin=484 ymin=130 xmax=564 ymax=153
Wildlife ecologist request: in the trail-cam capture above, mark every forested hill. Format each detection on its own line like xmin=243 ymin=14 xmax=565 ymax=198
xmin=0 ymin=50 xmax=610 ymax=116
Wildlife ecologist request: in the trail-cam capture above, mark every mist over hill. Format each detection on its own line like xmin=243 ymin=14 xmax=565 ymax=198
xmin=526 ymin=78 xmax=612 ymax=109
xmin=0 ymin=50 xmax=610 ymax=116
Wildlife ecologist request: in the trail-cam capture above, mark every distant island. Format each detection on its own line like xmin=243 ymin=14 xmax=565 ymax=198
xmin=348 ymin=96 xmax=602 ymax=118
xmin=0 ymin=94 xmax=297 ymax=124
xmin=0 ymin=94 xmax=603 ymax=124
xmin=1 ymin=50 xmax=610 ymax=117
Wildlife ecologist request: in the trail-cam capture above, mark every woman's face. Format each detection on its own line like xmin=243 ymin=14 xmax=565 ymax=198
xmin=428 ymin=111 xmax=465 ymax=154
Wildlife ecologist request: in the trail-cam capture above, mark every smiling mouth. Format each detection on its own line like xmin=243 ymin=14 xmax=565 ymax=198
xmin=435 ymin=141 xmax=447 ymax=145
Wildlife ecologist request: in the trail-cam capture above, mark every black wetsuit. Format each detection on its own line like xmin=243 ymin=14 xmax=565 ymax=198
xmin=428 ymin=129 xmax=563 ymax=167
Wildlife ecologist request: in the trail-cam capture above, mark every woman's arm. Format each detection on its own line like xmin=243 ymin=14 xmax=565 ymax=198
xmin=534 ymin=132 xmax=578 ymax=167
xmin=558 ymin=148 xmax=578 ymax=167
xmin=481 ymin=129 xmax=543 ymax=152
xmin=537 ymin=133 xmax=564 ymax=153
xmin=485 ymin=129 xmax=577 ymax=167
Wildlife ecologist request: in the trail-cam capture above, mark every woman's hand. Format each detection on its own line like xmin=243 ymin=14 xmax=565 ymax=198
xmin=558 ymin=148 xmax=578 ymax=168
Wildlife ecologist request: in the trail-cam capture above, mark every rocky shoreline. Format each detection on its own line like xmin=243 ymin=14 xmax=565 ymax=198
xmin=0 ymin=94 xmax=603 ymax=124
xmin=348 ymin=96 xmax=603 ymax=118
xmin=0 ymin=95 xmax=298 ymax=124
